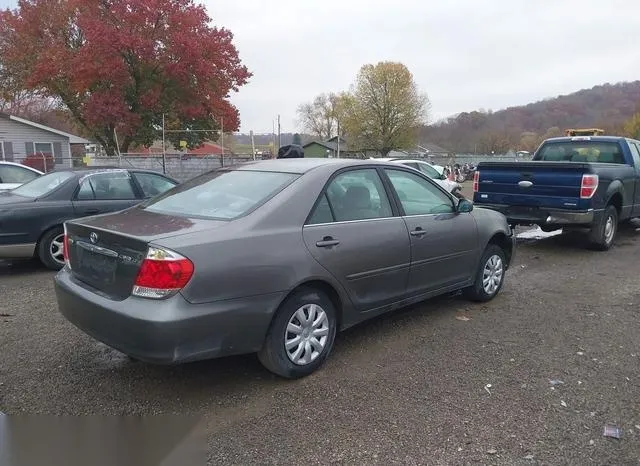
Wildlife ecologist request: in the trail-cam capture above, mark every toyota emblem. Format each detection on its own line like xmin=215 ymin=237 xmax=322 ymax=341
xmin=89 ymin=232 xmax=99 ymax=244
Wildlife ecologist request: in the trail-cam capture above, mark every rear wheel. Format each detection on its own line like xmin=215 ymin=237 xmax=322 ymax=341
xmin=258 ymin=288 xmax=337 ymax=379
xmin=464 ymin=244 xmax=506 ymax=302
xmin=588 ymin=205 xmax=618 ymax=251
xmin=38 ymin=226 xmax=65 ymax=271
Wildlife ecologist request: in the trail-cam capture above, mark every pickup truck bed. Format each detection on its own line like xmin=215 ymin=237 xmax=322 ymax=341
xmin=473 ymin=136 xmax=640 ymax=250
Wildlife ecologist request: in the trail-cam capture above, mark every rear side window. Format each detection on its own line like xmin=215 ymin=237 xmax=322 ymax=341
xmin=143 ymin=170 xmax=298 ymax=220
xmin=76 ymin=172 xmax=137 ymax=200
xmin=536 ymin=141 xmax=626 ymax=164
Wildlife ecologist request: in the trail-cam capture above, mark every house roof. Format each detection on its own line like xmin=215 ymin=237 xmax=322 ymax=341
xmin=303 ymin=140 xmax=353 ymax=152
xmin=0 ymin=113 xmax=91 ymax=144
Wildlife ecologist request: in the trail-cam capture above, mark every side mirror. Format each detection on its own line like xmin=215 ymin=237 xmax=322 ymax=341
xmin=457 ymin=199 xmax=474 ymax=213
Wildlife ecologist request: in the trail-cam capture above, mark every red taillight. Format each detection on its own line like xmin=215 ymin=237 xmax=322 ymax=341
xmin=473 ymin=171 xmax=480 ymax=192
xmin=63 ymin=224 xmax=71 ymax=267
xmin=132 ymin=247 xmax=194 ymax=299
xmin=580 ymin=174 xmax=599 ymax=199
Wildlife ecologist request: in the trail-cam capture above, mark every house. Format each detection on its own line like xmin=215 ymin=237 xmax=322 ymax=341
xmin=0 ymin=113 xmax=91 ymax=167
xmin=302 ymin=136 xmax=377 ymax=158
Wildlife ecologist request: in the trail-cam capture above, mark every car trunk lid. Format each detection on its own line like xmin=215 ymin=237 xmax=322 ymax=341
xmin=65 ymin=208 xmax=226 ymax=300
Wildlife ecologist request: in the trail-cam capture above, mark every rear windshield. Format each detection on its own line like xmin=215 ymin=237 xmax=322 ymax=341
xmin=536 ymin=141 xmax=625 ymax=164
xmin=142 ymin=169 xmax=299 ymax=220
xmin=11 ymin=171 xmax=74 ymax=198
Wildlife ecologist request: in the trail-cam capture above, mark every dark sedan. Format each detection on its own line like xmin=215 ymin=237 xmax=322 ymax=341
xmin=0 ymin=167 xmax=178 ymax=269
xmin=55 ymin=159 xmax=516 ymax=378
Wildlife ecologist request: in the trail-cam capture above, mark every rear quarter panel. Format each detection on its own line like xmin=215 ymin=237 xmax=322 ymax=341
xmin=0 ymin=201 xmax=75 ymax=245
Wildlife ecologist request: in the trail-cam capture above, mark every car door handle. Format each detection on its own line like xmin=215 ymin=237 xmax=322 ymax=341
xmin=410 ymin=228 xmax=426 ymax=237
xmin=83 ymin=208 xmax=100 ymax=214
xmin=316 ymin=236 xmax=340 ymax=248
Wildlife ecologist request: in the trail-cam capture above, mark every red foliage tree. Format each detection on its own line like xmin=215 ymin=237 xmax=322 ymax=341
xmin=0 ymin=0 xmax=251 ymax=155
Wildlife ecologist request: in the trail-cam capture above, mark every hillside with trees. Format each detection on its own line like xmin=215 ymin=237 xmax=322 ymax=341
xmin=420 ymin=81 xmax=640 ymax=154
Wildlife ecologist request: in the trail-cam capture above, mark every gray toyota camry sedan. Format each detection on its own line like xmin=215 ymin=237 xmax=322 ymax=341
xmin=55 ymin=158 xmax=515 ymax=379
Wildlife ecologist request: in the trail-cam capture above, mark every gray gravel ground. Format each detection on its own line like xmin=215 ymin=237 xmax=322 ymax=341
xmin=1 ymin=196 xmax=639 ymax=464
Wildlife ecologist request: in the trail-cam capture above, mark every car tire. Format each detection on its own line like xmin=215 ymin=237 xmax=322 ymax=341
xmin=258 ymin=287 xmax=338 ymax=379
xmin=38 ymin=226 xmax=66 ymax=271
xmin=463 ymin=244 xmax=507 ymax=302
xmin=588 ymin=205 xmax=618 ymax=251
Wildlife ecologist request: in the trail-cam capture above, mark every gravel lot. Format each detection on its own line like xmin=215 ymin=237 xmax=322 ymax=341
xmin=1 ymin=185 xmax=639 ymax=464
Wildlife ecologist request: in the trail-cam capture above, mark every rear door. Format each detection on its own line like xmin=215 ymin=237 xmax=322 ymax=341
xmin=626 ymin=141 xmax=640 ymax=216
xmin=382 ymin=167 xmax=478 ymax=295
xmin=131 ymin=172 xmax=178 ymax=199
xmin=72 ymin=171 xmax=142 ymax=217
xmin=302 ymin=168 xmax=411 ymax=311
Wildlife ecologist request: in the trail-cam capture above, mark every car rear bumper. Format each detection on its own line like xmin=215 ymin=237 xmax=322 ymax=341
xmin=476 ymin=204 xmax=595 ymax=226
xmin=54 ymin=268 xmax=284 ymax=364
xmin=0 ymin=242 xmax=36 ymax=259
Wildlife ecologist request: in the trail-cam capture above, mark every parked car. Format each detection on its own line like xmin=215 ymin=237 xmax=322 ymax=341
xmin=55 ymin=158 xmax=516 ymax=379
xmin=0 ymin=167 xmax=179 ymax=269
xmin=473 ymin=134 xmax=640 ymax=250
xmin=0 ymin=161 xmax=43 ymax=191
xmin=375 ymin=157 xmax=463 ymax=196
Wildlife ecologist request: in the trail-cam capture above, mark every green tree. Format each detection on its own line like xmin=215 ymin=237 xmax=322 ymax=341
xmin=623 ymin=113 xmax=640 ymax=139
xmin=341 ymin=62 xmax=429 ymax=155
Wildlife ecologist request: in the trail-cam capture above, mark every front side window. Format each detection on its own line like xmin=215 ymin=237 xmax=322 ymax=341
xmin=0 ymin=165 xmax=40 ymax=184
xmin=385 ymin=169 xmax=454 ymax=215
xmin=143 ymin=169 xmax=298 ymax=220
xmin=76 ymin=172 xmax=137 ymax=200
xmin=322 ymin=168 xmax=392 ymax=222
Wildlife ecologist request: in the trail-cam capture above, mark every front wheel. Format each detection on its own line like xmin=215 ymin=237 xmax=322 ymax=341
xmin=588 ymin=205 xmax=618 ymax=251
xmin=38 ymin=227 xmax=65 ymax=271
xmin=464 ymin=244 xmax=507 ymax=302
xmin=258 ymin=288 xmax=338 ymax=379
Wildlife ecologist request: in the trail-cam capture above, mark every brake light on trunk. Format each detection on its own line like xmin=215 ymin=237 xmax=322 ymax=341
xmin=580 ymin=174 xmax=599 ymax=199
xmin=473 ymin=171 xmax=480 ymax=192
xmin=132 ymin=246 xmax=194 ymax=299
xmin=63 ymin=224 xmax=71 ymax=268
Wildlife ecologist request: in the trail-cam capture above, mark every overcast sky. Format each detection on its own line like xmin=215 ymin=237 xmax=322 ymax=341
xmin=2 ymin=0 xmax=640 ymax=133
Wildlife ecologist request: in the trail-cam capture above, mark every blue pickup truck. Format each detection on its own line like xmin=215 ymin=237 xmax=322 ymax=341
xmin=473 ymin=135 xmax=640 ymax=250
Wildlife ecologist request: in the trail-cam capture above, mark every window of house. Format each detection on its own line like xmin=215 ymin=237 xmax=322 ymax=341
xmin=34 ymin=142 xmax=53 ymax=156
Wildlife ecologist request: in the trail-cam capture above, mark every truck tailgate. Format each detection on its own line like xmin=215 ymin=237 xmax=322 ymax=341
xmin=473 ymin=161 xmax=590 ymax=210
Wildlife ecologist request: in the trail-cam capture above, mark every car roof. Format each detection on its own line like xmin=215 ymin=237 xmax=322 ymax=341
xmin=544 ymin=136 xmax=628 ymax=143
xmin=232 ymin=158 xmax=390 ymax=174
xmin=0 ymin=161 xmax=44 ymax=173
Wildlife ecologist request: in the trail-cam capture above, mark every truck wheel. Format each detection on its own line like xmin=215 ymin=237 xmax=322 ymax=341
xmin=258 ymin=287 xmax=337 ymax=379
xmin=589 ymin=205 xmax=618 ymax=251
xmin=463 ymin=244 xmax=507 ymax=302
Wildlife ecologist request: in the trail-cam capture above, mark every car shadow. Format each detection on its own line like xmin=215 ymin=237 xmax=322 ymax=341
xmin=0 ymin=259 xmax=51 ymax=276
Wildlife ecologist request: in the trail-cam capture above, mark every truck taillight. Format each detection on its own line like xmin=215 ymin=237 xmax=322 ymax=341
xmin=473 ymin=171 xmax=480 ymax=192
xmin=132 ymin=246 xmax=194 ymax=299
xmin=580 ymin=174 xmax=599 ymax=199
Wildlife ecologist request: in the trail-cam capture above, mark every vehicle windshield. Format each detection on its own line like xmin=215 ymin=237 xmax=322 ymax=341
xmin=142 ymin=169 xmax=299 ymax=220
xmin=536 ymin=141 xmax=625 ymax=164
xmin=11 ymin=171 xmax=74 ymax=198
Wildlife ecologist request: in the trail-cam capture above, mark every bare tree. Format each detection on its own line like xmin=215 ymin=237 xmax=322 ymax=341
xmin=296 ymin=93 xmax=340 ymax=140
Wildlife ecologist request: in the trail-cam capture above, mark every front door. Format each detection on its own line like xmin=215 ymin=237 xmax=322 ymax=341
xmin=382 ymin=168 xmax=478 ymax=295
xmin=72 ymin=171 xmax=142 ymax=217
xmin=302 ymin=168 xmax=411 ymax=312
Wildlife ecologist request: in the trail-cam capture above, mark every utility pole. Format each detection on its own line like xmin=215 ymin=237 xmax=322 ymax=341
xmin=277 ymin=114 xmax=281 ymax=150
xmin=272 ymin=120 xmax=276 ymax=157
xmin=250 ymin=130 xmax=256 ymax=160
xmin=336 ymin=120 xmax=340 ymax=158
xmin=161 ymin=113 xmax=166 ymax=174
xmin=219 ymin=116 xmax=224 ymax=167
